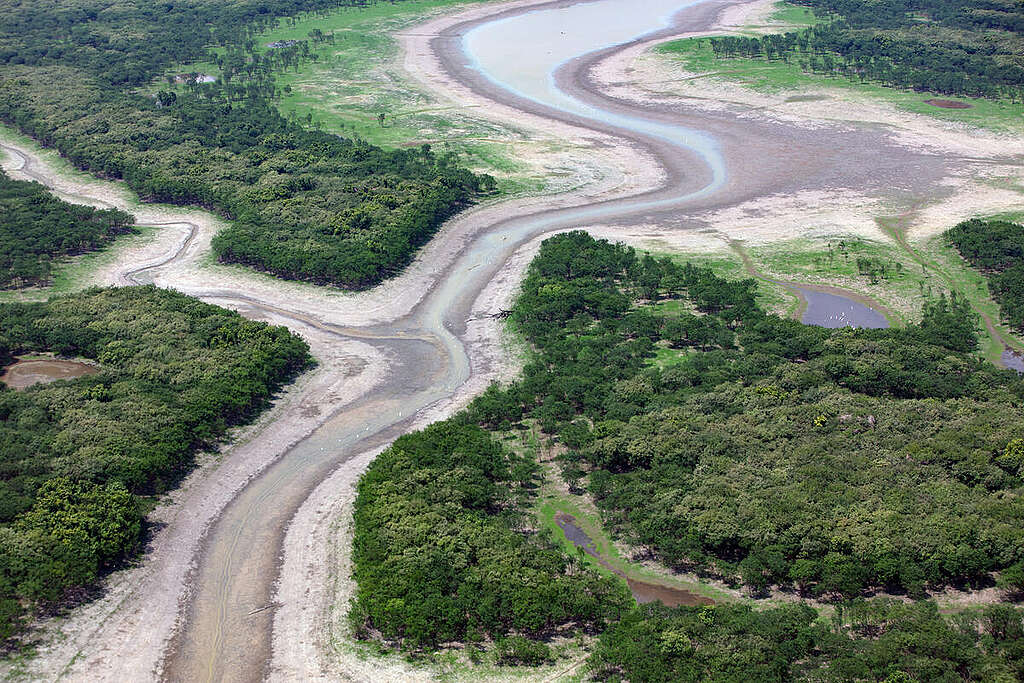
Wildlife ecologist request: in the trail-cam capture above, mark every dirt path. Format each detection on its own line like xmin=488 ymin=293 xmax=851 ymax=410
xmin=1 ymin=0 xmax=1017 ymax=680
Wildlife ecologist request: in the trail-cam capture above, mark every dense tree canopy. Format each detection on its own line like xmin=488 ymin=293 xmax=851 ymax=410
xmin=947 ymin=218 xmax=1024 ymax=331
xmin=590 ymin=600 xmax=1024 ymax=682
xmin=353 ymin=231 xmax=1024 ymax=670
xmin=467 ymin=232 xmax=1024 ymax=599
xmin=0 ymin=286 xmax=310 ymax=643
xmin=0 ymin=169 xmax=135 ymax=288
xmin=350 ymin=419 xmax=632 ymax=653
xmin=0 ymin=0 xmax=492 ymax=289
xmin=707 ymin=0 xmax=1024 ymax=100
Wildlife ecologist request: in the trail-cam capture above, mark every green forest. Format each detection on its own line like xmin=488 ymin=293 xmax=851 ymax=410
xmin=0 ymin=286 xmax=310 ymax=643
xmin=351 ymin=231 xmax=1024 ymax=676
xmin=592 ymin=600 xmax=1024 ymax=681
xmin=947 ymin=218 xmax=1024 ymax=331
xmin=350 ymin=419 xmax=632 ymax=655
xmin=0 ymin=169 xmax=135 ymax=288
xmin=0 ymin=0 xmax=492 ymax=289
xmin=707 ymin=0 xmax=1024 ymax=100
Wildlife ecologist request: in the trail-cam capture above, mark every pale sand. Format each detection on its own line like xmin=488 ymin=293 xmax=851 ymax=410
xmin=587 ymin=4 xmax=1024 ymax=249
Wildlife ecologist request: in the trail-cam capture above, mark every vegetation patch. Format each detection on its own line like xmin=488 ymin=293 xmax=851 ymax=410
xmin=591 ymin=600 xmax=1024 ymax=681
xmin=655 ymin=37 xmax=1024 ymax=131
xmin=0 ymin=286 xmax=311 ymax=645
xmin=352 ymin=231 xmax=1024 ymax=673
xmin=947 ymin=219 xmax=1024 ymax=332
xmin=705 ymin=0 xmax=1023 ymax=102
xmin=0 ymin=0 xmax=493 ymax=289
xmin=349 ymin=419 xmax=631 ymax=652
xmin=0 ymin=169 xmax=135 ymax=289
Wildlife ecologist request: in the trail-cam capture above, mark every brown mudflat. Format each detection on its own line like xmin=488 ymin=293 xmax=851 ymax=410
xmin=925 ymin=98 xmax=972 ymax=109
xmin=1 ymin=358 xmax=98 ymax=389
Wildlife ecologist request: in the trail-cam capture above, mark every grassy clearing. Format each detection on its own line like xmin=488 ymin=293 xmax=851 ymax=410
xmin=652 ymin=249 xmax=798 ymax=317
xmin=158 ymin=0 xmax=542 ymax=194
xmin=749 ymin=236 xmax=930 ymax=324
xmin=654 ymin=39 xmax=1024 ymax=132
xmin=764 ymin=1 xmax=819 ymax=29
xmin=912 ymin=233 xmax=1024 ymax=364
xmin=499 ymin=426 xmax=734 ymax=606
xmin=646 ymin=233 xmax=1024 ymax=367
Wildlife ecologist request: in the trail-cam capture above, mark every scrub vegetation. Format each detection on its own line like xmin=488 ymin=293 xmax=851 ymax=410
xmin=947 ymin=219 xmax=1024 ymax=331
xmin=0 ymin=169 xmax=135 ymax=289
xmin=706 ymin=0 xmax=1024 ymax=101
xmin=0 ymin=286 xmax=310 ymax=645
xmin=351 ymin=232 xmax=1024 ymax=674
xmin=0 ymin=0 xmax=492 ymax=289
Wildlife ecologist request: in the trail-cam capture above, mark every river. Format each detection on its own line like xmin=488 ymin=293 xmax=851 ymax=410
xmin=165 ymin=2 xmax=740 ymax=679
xmin=0 ymin=0 xmax=967 ymax=679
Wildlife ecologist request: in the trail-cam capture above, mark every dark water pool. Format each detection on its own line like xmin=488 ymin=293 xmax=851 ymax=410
xmin=798 ymin=288 xmax=890 ymax=329
xmin=1003 ymin=349 xmax=1024 ymax=373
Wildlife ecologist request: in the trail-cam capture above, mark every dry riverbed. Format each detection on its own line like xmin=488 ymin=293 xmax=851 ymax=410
xmin=2 ymin=0 xmax=1022 ymax=680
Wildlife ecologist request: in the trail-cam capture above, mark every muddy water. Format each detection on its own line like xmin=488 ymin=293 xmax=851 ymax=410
xmin=0 ymin=358 xmax=98 ymax=389
xmin=555 ymin=513 xmax=711 ymax=607
xmin=798 ymin=288 xmax=890 ymax=329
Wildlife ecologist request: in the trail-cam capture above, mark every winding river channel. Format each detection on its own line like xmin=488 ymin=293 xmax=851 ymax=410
xmin=168 ymin=3 xmax=740 ymax=679
xmin=0 ymin=0 xmax=991 ymax=680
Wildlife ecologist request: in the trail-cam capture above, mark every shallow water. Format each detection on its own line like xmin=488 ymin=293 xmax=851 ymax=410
xmin=464 ymin=0 xmax=725 ymax=204
xmin=1003 ymin=349 xmax=1024 ymax=373
xmin=799 ymin=288 xmax=889 ymax=329
xmin=555 ymin=512 xmax=711 ymax=607
xmin=1 ymin=358 xmax=98 ymax=389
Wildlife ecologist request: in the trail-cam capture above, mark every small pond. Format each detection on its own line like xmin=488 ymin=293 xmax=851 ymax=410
xmin=555 ymin=513 xmax=712 ymax=608
xmin=798 ymin=288 xmax=890 ymax=329
xmin=1 ymin=358 xmax=99 ymax=390
xmin=1003 ymin=349 xmax=1024 ymax=374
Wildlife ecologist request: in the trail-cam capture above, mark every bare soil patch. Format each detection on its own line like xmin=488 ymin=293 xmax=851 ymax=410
xmin=0 ymin=357 xmax=99 ymax=389
xmin=925 ymin=98 xmax=972 ymax=109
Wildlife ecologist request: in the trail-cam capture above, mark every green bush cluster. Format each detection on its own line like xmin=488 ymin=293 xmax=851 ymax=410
xmin=707 ymin=0 xmax=1023 ymax=100
xmin=590 ymin=600 xmax=1024 ymax=682
xmin=350 ymin=420 xmax=631 ymax=651
xmin=467 ymin=232 xmax=1022 ymax=598
xmin=947 ymin=218 xmax=1024 ymax=331
xmin=0 ymin=0 xmax=491 ymax=290
xmin=0 ymin=286 xmax=310 ymax=643
xmin=0 ymin=169 xmax=135 ymax=288
xmin=353 ymin=231 xmax=1024 ymax=670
